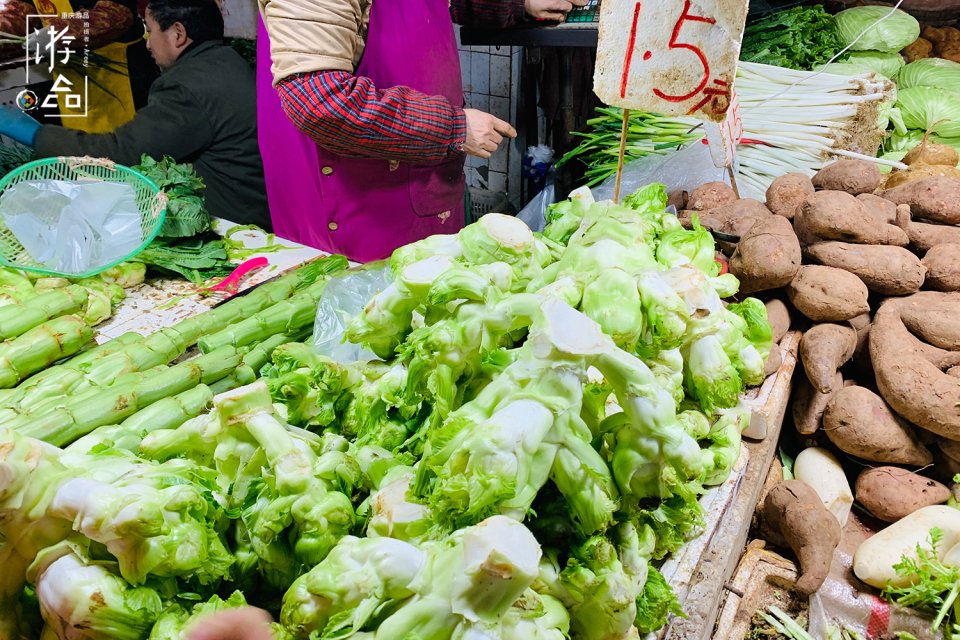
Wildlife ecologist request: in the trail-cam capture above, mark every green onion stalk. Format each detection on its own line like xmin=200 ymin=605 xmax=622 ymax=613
xmin=12 ymin=344 xmax=241 ymax=446
xmin=558 ymin=107 xmax=702 ymax=186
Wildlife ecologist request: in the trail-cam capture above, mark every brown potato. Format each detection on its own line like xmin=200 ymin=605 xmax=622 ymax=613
xmin=766 ymin=173 xmax=815 ymax=220
xmin=937 ymin=436 xmax=960 ymax=462
xmin=667 ymin=190 xmax=688 ymax=211
xmin=812 ymin=160 xmax=882 ymax=195
xmin=793 ymin=369 xmax=842 ymax=435
xmin=848 ymin=312 xmax=873 ymax=373
xmin=824 ymin=386 xmax=932 ymax=465
xmin=856 ymin=467 xmax=949 ymax=523
xmin=899 ymin=206 xmax=960 ymax=254
xmin=902 ymin=37 xmax=933 ymax=62
xmin=922 ymin=25 xmax=946 ymax=45
xmin=715 ymin=215 xmax=767 ymax=257
xmin=763 ymin=480 xmax=841 ymax=595
xmin=881 ymin=176 xmax=960 ymax=225
xmin=857 ymin=194 xmax=898 ymax=225
xmin=870 ymin=301 xmax=960 ymax=439
xmin=803 ymin=242 xmax=926 ymax=296
xmin=922 ymin=244 xmax=960 ymax=291
xmin=729 ymin=215 xmax=802 ymax=294
xmin=765 ymin=299 xmax=792 ymax=345
xmin=903 ymin=138 xmax=960 ymax=168
xmin=795 ymin=191 xmax=909 ymax=247
xmin=787 ymin=265 xmax=870 ymax=322
xmin=688 ymin=182 xmax=737 ymax=211
xmin=765 ymin=344 xmax=783 ymax=376
xmin=800 ymin=323 xmax=856 ymax=394
xmin=893 ymin=292 xmax=960 ymax=350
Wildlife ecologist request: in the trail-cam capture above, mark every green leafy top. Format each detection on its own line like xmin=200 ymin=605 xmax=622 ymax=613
xmin=882 ymin=528 xmax=960 ymax=633
xmin=741 ymin=6 xmax=847 ymax=71
xmin=133 ymin=154 xmax=211 ymax=238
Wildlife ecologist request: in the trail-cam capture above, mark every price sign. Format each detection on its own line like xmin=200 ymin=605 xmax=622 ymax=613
xmin=702 ymin=87 xmax=742 ymax=167
xmin=594 ymin=0 xmax=749 ymax=123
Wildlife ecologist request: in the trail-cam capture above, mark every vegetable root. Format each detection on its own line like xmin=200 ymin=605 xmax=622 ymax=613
xmin=855 ymin=467 xmax=950 ymax=523
xmin=729 ymin=215 xmax=801 ymax=294
xmin=823 ymin=386 xmax=932 ymax=466
xmin=762 ymin=480 xmax=841 ymax=595
xmin=793 ymin=369 xmax=842 ymax=435
xmin=870 ymin=300 xmax=960 ymax=439
xmin=921 ymin=244 xmax=960 ymax=291
xmin=787 ymin=265 xmax=870 ymax=322
xmin=689 ymin=182 xmax=736 ymax=211
xmin=881 ymin=176 xmax=960 ymax=225
xmin=892 ymin=292 xmax=960 ymax=350
xmin=795 ymin=191 xmax=909 ymax=247
xmin=812 ymin=160 xmax=882 ymax=195
xmin=799 ymin=323 xmax=856 ymax=394
xmin=803 ymin=242 xmax=925 ymax=296
xmin=896 ymin=204 xmax=960 ymax=254
xmin=766 ymin=174 xmax=814 ymax=220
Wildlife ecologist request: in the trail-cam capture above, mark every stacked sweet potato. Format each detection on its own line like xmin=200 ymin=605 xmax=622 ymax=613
xmin=678 ymin=147 xmax=960 ymax=590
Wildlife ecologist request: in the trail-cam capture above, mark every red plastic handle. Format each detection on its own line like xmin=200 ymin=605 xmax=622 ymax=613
xmin=201 ymin=257 xmax=268 ymax=296
xmin=716 ymin=257 xmax=729 ymax=275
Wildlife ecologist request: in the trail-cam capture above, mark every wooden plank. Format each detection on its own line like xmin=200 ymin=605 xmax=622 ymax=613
xmin=660 ymin=331 xmax=801 ymax=640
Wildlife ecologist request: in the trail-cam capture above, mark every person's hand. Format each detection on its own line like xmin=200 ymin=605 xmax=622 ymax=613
xmin=0 ymin=105 xmax=41 ymax=146
xmin=183 ymin=607 xmax=275 ymax=640
xmin=463 ymin=108 xmax=517 ymax=160
xmin=524 ymin=0 xmax=586 ymax=21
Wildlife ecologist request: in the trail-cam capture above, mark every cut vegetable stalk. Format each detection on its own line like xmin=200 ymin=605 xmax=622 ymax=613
xmin=0 ymin=315 xmax=94 ymax=389
xmin=14 ymin=345 xmax=241 ymax=446
xmin=0 ymin=285 xmax=89 ymax=340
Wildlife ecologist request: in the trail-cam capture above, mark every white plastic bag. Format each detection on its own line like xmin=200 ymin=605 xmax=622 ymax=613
xmin=0 ymin=179 xmax=143 ymax=274
xmin=313 ymin=267 xmax=391 ymax=363
xmin=592 ymin=141 xmax=762 ymax=202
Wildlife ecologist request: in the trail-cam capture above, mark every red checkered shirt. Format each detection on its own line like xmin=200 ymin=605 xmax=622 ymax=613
xmin=276 ymin=0 xmax=524 ymax=165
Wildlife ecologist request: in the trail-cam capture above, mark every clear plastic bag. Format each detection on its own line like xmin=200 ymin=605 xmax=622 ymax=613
xmin=0 ymin=179 xmax=143 ymax=274
xmin=517 ymin=168 xmax=556 ymax=233
xmin=313 ymin=267 xmax=392 ymax=363
xmin=591 ymin=141 xmax=762 ymax=202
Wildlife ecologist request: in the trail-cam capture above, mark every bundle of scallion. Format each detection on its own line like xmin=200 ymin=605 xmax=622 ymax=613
xmin=734 ymin=61 xmax=902 ymax=197
xmin=558 ymin=108 xmax=702 ymax=185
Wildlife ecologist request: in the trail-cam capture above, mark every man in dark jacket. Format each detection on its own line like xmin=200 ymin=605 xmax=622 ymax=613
xmin=0 ymin=0 xmax=270 ymax=229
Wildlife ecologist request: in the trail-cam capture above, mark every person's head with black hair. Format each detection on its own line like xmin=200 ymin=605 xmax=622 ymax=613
xmin=144 ymin=0 xmax=224 ymax=70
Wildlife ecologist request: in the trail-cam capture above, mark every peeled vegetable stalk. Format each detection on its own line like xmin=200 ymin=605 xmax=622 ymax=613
xmin=0 ymin=315 xmax=94 ymax=389
xmin=0 ymin=285 xmax=89 ymax=339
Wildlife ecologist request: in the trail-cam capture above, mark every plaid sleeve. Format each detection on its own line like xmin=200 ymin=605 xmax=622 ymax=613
xmin=277 ymin=70 xmax=467 ymax=165
xmin=450 ymin=0 xmax=525 ymax=27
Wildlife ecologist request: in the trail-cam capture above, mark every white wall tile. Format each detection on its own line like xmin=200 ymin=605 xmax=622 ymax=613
xmin=459 ymin=50 xmax=471 ymax=91
xmin=471 ymin=52 xmax=489 ymax=96
xmin=489 ymin=55 xmax=510 ymax=99
xmin=490 ymin=45 xmax=509 ymax=57
xmin=490 ymin=145 xmax=508 ymax=173
xmin=490 ymin=96 xmax=510 ymax=124
xmin=471 ymin=93 xmax=489 ymax=114
xmin=488 ymin=171 xmax=507 ymax=194
xmin=471 ymin=45 xmax=488 ymax=53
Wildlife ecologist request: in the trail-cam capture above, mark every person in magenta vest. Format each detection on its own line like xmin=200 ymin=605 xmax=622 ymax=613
xmin=257 ymin=0 xmax=583 ymax=263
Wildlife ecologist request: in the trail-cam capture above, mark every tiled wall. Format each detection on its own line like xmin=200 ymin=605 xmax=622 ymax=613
xmin=457 ymin=29 xmax=526 ymax=208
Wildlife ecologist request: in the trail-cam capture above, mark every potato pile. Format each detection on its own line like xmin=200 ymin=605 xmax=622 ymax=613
xmin=903 ymin=25 xmax=960 ymax=63
xmin=680 ymin=153 xmax=960 ymax=594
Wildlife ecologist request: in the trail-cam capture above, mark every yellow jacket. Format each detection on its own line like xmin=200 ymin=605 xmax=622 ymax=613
xmin=258 ymin=0 xmax=372 ymax=86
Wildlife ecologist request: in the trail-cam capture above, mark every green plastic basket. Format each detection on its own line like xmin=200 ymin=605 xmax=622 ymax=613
xmin=0 ymin=156 xmax=167 ymax=279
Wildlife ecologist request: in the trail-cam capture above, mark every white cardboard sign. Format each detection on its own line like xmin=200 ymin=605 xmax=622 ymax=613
xmin=702 ymin=88 xmax=742 ymax=167
xmin=594 ymin=0 xmax=749 ymax=123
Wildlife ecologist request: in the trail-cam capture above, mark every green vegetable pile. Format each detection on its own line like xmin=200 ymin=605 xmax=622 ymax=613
xmin=0 ymin=187 xmax=774 ymax=640
xmin=740 ymin=6 xmax=847 ymax=71
xmin=131 ymin=155 xmax=236 ymax=283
